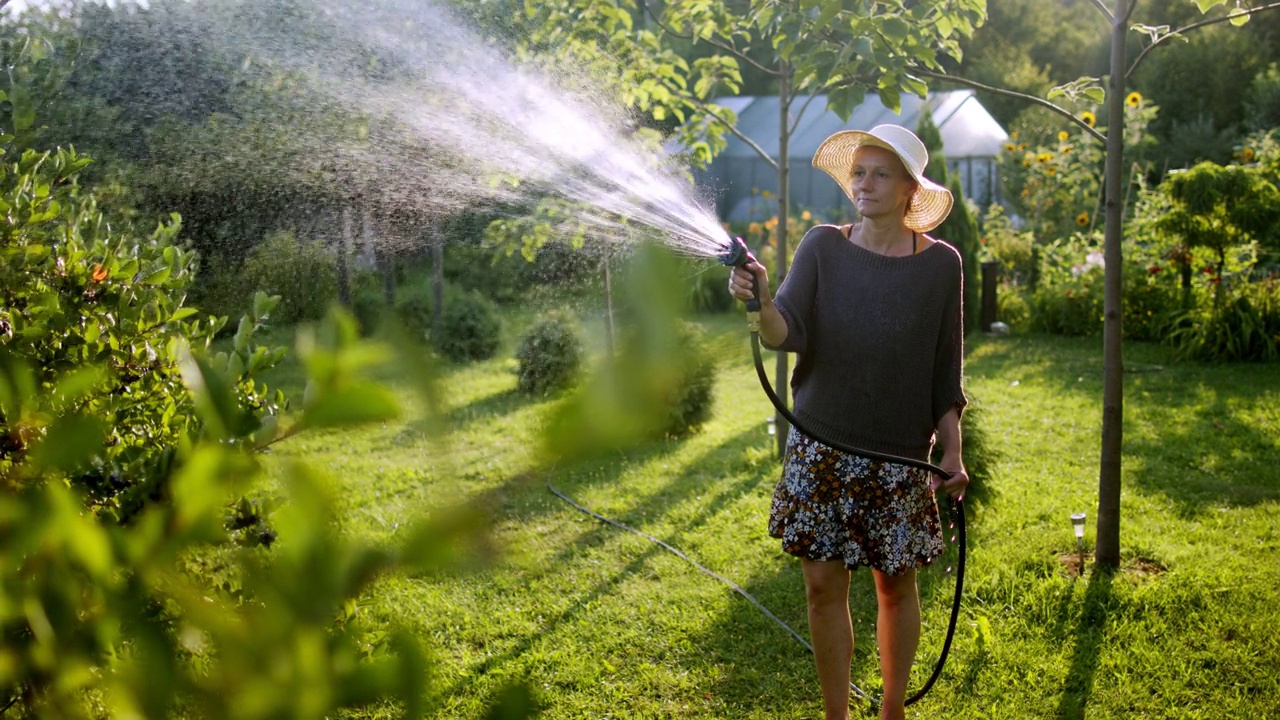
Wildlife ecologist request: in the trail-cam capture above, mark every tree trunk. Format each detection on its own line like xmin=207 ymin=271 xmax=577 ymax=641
xmin=773 ymin=61 xmax=792 ymax=458
xmin=431 ymin=231 xmax=444 ymax=340
xmin=602 ymin=251 xmax=615 ymax=362
xmin=337 ymin=207 xmax=353 ymax=307
xmin=1095 ymin=0 xmax=1128 ymax=570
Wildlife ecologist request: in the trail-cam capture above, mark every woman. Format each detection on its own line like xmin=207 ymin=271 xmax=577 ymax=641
xmin=728 ymin=124 xmax=969 ymax=720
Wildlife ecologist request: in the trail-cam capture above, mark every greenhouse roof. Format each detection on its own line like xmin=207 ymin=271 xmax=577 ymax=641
xmin=716 ymin=89 xmax=1008 ymax=159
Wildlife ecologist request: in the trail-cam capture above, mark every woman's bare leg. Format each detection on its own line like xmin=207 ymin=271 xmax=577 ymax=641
xmin=872 ymin=568 xmax=920 ymax=720
xmin=802 ymin=559 xmax=853 ymax=720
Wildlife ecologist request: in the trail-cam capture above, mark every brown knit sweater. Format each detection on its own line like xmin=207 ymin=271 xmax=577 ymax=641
xmin=767 ymin=224 xmax=967 ymax=461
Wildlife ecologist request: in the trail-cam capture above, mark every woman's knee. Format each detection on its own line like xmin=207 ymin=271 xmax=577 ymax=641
xmin=873 ymin=570 xmax=918 ymax=608
xmin=802 ymin=561 xmax=850 ymax=608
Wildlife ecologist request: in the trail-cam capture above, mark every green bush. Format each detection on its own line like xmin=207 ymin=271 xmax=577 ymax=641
xmin=390 ymin=274 xmax=437 ymax=342
xmin=995 ymin=282 xmax=1031 ymax=332
xmin=1122 ymin=259 xmax=1184 ymax=342
xmin=1028 ymin=272 xmax=1104 ymax=336
xmin=435 ymin=287 xmax=502 ymax=362
xmin=515 ymin=313 xmax=585 ymax=396
xmin=979 ymin=204 xmax=1035 ymax=287
xmin=351 ymin=270 xmax=389 ymax=337
xmin=0 ymin=147 xmax=283 ymax=518
xmin=687 ymin=261 xmax=735 ymax=314
xmin=1167 ymin=279 xmax=1280 ymax=361
xmin=239 ymin=230 xmax=338 ymax=324
xmin=656 ymin=319 xmax=717 ymax=436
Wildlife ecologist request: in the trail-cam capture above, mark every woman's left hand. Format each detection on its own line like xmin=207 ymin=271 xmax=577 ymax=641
xmin=932 ymin=461 xmax=969 ymax=501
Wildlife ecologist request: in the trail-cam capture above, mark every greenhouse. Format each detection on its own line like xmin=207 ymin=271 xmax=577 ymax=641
xmin=696 ymin=89 xmax=1009 ymax=223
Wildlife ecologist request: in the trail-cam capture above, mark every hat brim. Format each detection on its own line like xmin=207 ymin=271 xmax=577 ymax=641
xmin=812 ymin=130 xmax=954 ymax=233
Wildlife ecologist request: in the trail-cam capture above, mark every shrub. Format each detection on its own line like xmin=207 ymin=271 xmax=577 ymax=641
xmin=0 ymin=146 xmax=283 ymax=519
xmin=687 ymin=261 xmax=736 ymax=314
xmin=656 ymin=319 xmax=717 ymax=436
xmin=435 ymin=287 xmax=502 ymax=362
xmin=239 ymin=230 xmax=338 ymax=324
xmin=393 ymin=281 xmax=436 ymax=342
xmin=979 ymin=204 xmax=1035 ymax=287
xmin=995 ymin=282 xmax=1032 ymax=332
xmin=1029 ymin=275 xmax=1104 ymax=336
xmin=515 ymin=313 xmax=584 ymax=395
xmin=350 ymin=270 xmax=389 ymax=337
xmin=1122 ymin=259 xmax=1184 ymax=342
xmin=1167 ymin=279 xmax=1280 ymax=361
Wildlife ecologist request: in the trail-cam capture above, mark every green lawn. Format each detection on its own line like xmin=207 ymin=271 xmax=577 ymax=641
xmin=260 ymin=313 xmax=1280 ymax=719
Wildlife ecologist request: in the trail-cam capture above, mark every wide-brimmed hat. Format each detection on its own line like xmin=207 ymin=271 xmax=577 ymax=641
xmin=812 ymin=123 xmax=954 ymax=233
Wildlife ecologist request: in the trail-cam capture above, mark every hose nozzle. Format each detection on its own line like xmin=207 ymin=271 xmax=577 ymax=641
xmin=718 ymin=236 xmax=761 ymax=324
xmin=717 ymin=235 xmax=751 ymax=269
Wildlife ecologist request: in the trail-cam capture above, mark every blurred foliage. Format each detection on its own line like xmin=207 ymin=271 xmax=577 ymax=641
xmin=0 ymin=305 xmax=529 ymax=718
xmin=542 ymin=246 xmax=718 ymax=460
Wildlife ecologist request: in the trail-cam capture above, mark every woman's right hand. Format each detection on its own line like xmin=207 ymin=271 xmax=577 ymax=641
xmin=727 ymin=255 xmax=773 ymax=307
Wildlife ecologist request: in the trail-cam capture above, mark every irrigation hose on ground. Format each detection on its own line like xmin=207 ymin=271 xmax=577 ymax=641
xmin=545 ymin=237 xmax=967 ymax=713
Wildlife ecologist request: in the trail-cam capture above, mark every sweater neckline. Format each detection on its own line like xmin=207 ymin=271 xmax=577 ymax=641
xmin=837 ymin=228 xmax=939 ymax=269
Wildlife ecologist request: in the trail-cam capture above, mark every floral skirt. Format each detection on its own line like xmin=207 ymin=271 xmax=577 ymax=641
xmin=768 ymin=428 xmax=943 ymax=575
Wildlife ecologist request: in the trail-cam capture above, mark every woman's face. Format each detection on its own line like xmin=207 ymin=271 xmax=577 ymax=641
xmin=849 ymin=145 xmax=917 ymax=223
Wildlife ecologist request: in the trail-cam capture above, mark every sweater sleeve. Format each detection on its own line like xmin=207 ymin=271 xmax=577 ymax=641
xmin=932 ymin=246 xmax=968 ymax=425
xmin=763 ymin=225 xmax=832 ymax=353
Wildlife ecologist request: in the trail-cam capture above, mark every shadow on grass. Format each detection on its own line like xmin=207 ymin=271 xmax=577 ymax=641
xmin=1124 ymin=368 xmax=1280 ymax=515
xmin=971 ymin=334 xmax=1280 ymax=514
xmin=1056 ymin=567 xmax=1117 ymax=720
xmin=430 ymin=426 xmax=775 ymax=703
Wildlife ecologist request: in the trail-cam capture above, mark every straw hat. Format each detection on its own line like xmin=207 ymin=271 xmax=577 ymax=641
xmin=812 ymin=124 xmax=954 ymax=233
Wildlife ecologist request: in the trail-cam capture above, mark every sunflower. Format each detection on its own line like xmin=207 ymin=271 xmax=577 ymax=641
xmin=1057 ymin=130 xmax=1069 ymax=142
xmin=1126 ymin=92 xmax=1142 ymax=108
xmin=1240 ymin=147 xmax=1256 ymax=163
xmin=1003 ymin=142 xmax=1016 ymax=153
xmin=1036 ymin=152 xmax=1053 ymax=164
xmin=1076 ymin=212 xmax=1090 ymax=227
xmin=1081 ymin=111 xmax=1097 ymax=128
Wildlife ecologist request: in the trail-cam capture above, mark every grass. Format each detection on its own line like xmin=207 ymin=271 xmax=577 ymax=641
xmin=254 ymin=312 xmax=1280 ymax=719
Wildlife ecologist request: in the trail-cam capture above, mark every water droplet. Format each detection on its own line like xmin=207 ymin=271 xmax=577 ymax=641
xmin=945 ymin=566 xmax=953 ymax=574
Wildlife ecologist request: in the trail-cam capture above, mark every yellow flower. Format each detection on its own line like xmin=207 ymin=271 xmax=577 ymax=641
xmin=1081 ymin=111 xmax=1097 ymax=128
xmin=1036 ymin=152 xmax=1053 ymax=164
xmin=1011 ymin=131 xmax=1019 ymax=140
xmin=1076 ymin=212 xmax=1090 ymax=227
xmin=801 ymin=210 xmax=812 ymax=221
xmin=1003 ymin=143 xmax=1016 ymax=153
xmin=1126 ymin=92 xmax=1142 ymax=108
xmin=1058 ymin=131 xmax=1069 ymax=142
xmin=1046 ymin=167 xmax=1058 ymax=176
xmin=1240 ymin=147 xmax=1256 ymax=162
xmin=748 ymin=222 xmax=762 ymax=235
